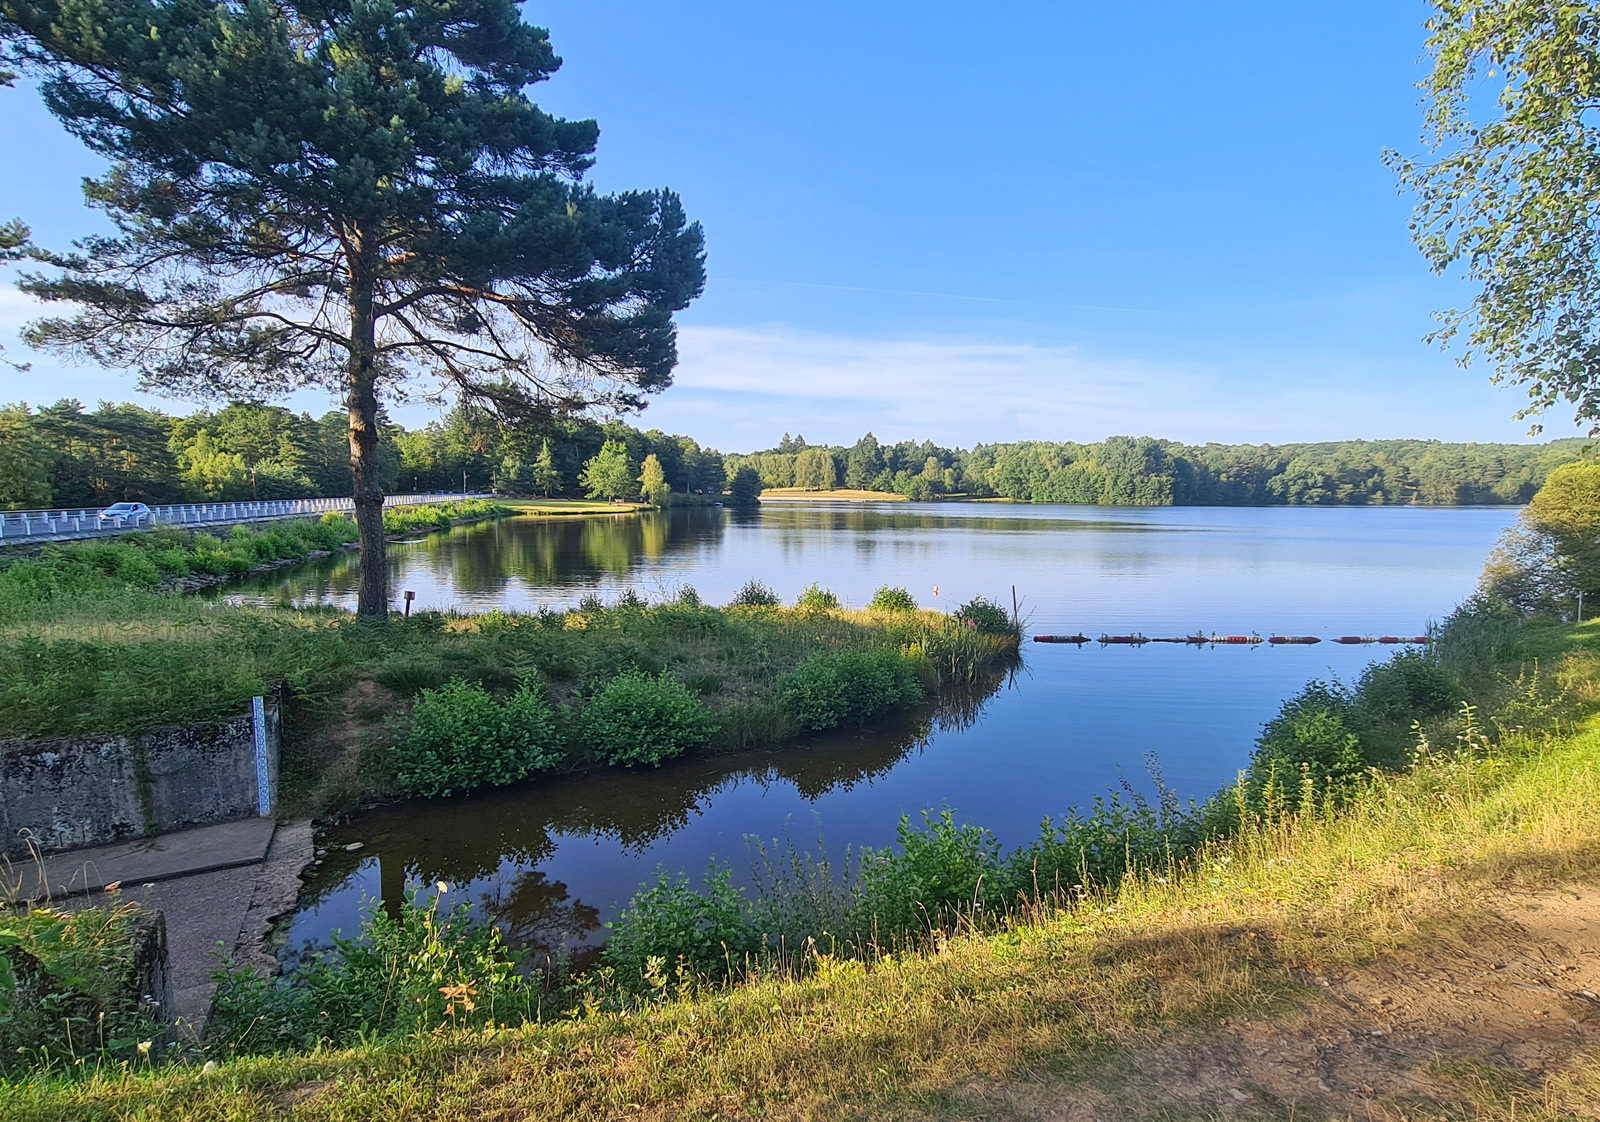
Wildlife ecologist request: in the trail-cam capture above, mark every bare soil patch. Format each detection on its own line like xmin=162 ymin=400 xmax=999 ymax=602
xmin=939 ymin=883 xmax=1600 ymax=1121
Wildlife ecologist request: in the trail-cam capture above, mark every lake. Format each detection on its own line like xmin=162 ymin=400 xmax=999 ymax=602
xmin=263 ymin=501 xmax=1518 ymax=967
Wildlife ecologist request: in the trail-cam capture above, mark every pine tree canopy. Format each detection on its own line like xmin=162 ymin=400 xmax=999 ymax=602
xmin=0 ymin=0 xmax=705 ymax=613
xmin=1 ymin=0 xmax=705 ymax=406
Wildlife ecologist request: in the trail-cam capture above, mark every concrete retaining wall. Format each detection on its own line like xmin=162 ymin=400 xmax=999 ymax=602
xmin=0 ymin=693 xmax=279 ymax=858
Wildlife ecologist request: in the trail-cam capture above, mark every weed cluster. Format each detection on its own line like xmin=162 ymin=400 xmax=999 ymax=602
xmin=0 ymin=902 xmax=166 ymax=1075
xmin=208 ymin=889 xmax=537 ymax=1055
xmin=381 ymin=498 xmax=508 ymax=535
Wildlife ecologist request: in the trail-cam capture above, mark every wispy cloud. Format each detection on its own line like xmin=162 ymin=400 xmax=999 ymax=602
xmin=0 ymin=290 xmax=1566 ymax=450
xmin=640 ymin=324 xmax=1554 ymax=451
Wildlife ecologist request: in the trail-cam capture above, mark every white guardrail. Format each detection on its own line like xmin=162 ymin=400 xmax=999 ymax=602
xmin=0 ymin=492 xmax=493 ymax=544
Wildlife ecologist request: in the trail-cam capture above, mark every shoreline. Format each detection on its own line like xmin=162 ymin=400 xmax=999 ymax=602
xmin=757 ymin=488 xmax=908 ymax=503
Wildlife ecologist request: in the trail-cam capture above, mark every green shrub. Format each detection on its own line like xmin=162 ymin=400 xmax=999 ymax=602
xmin=953 ymin=595 xmax=1012 ymax=635
xmin=729 ymin=579 xmax=780 ymax=608
xmin=148 ymin=548 xmax=192 ymax=576
xmin=393 ymin=677 xmax=562 ymax=797
xmin=868 ymin=585 xmax=917 ymax=612
xmin=604 ymin=864 xmax=762 ymax=988
xmin=1349 ymin=651 xmax=1461 ymax=767
xmin=113 ymin=549 xmax=162 ymax=587
xmin=0 ymin=903 xmax=166 ymax=1074
xmin=1244 ymin=681 xmax=1364 ymax=815
xmin=850 ymin=810 xmax=1006 ymax=939
xmin=780 ymin=648 xmax=923 ymax=731
xmin=580 ymin=671 xmax=717 ymax=767
xmin=1010 ymin=790 xmax=1192 ymax=896
xmin=794 ymin=583 xmax=840 ymax=613
xmin=209 ymin=890 xmax=535 ymax=1055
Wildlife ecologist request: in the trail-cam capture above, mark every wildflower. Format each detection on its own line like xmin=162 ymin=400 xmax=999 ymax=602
xmin=436 ymin=881 xmax=450 ymax=894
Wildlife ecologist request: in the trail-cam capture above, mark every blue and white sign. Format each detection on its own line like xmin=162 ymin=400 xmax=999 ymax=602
xmin=252 ymin=695 xmax=272 ymax=816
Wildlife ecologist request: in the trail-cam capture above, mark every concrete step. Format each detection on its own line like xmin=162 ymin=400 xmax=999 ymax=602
xmin=12 ymin=817 xmax=277 ymax=903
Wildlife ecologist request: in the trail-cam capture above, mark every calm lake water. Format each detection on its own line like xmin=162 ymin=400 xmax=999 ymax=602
xmin=266 ymin=501 xmax=1518 ymax=967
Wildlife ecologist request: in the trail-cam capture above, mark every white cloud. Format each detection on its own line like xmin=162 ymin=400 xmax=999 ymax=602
xmin=638 ymin=324 xmax=1564 ymax=451
xmin=0 ymin=284 xmax=1576 ymax=450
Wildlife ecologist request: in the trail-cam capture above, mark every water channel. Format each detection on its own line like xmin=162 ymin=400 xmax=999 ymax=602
xmin=243 ymin=501 xmax=1519 ymax=967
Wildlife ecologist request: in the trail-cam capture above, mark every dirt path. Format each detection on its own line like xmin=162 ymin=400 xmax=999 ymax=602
xmin=945 ymin=884 xmax=1600 ymax=1121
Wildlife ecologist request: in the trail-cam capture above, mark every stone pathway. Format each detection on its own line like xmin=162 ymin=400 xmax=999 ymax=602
xmin=13 ymin=818 xmax=313 ymax=1040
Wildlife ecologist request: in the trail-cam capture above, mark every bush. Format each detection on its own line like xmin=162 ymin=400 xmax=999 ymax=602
xmin=729 ymin=579 xmax=780 ymax=608
xmin=868 ymin=585 xmax=916 ymax=612
xmin=953 ymin=595 xmax=1012 ymax=635
xmin=780 ymin=648 xmax=922 ymax=731
xmin=209 ymin=890 xmax=535 ymax=1055
xmin=604 ymin=864 xmax=762 ymax=988
xmin=1349 ymin=651 xmax=1461 ymax=767
xmin=580 ymin=671 xmax=717 ymax=767
xmin=0 ymin=903 xmax=166 ymax=1074
xmin=393 ymin=677 xmax=562 ymax=797
xmin=1244 ymin=681 xmax=1364 ymax=815
xmin=851 ymin=810 xmax=1006 ymax=939
xmin=794 ymin=583 xmax=840 ymax=612
xmin=1010 ymin=789 xmax=1190 ymax=896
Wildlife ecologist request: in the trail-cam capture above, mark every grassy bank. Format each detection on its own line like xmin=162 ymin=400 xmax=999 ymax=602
xmin=758 ymin=487 xmax=908 ymax=502
xmin=0 ymin=526 xmax=1019 ymax=817
xmin=496 ymin=498 xmax=651 ymax=515
xmin=3 ymin=609 xmax=1597 ymax=1118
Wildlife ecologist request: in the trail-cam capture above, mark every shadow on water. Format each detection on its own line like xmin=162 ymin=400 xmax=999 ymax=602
xmin=289 ymin=672 xmax=1011 ymax=970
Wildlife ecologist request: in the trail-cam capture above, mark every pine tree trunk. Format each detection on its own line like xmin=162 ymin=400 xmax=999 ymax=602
xmin=348 ymin=279 xmax=387 ymax=619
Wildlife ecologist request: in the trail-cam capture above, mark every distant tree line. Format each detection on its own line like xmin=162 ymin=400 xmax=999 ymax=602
xmin=724 ymin=432 xmax=1590 ymax=506
xmin=0 ymin=399 xmax=724 ymax=510
xmin=1 ymin=402 xmax=1586 ymax=512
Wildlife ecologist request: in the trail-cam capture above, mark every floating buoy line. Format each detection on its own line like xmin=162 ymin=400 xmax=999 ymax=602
xmin=1031 ymin=633 xmax=1429 ymax=647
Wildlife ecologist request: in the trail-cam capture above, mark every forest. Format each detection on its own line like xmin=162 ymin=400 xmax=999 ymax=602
xmin=727 ymin=432 xmax=1590 ymax=505
xmin=0 ymin=400 xmax=1585 ymax=510
xmin=0 ymin=400 xmax=726 ymax=509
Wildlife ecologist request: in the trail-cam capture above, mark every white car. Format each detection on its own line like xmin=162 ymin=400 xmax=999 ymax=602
xmin=97 ymin=502 xmax=152 ymax=527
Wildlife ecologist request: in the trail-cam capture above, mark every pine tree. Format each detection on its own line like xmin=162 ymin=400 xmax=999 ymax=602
xmin=1 ymin=0 xmax=704 ymax=614
xmin=530 ymin=440 xmax=560 ymax=497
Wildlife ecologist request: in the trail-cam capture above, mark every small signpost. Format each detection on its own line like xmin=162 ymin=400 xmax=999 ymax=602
xmin=251 ymin=695 xmax=272 ymax=816
xmin=403 ymin=590 xmax=416 ymax=617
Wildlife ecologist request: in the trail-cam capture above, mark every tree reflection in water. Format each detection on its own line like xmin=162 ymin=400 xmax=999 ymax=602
xmin=291 ymin=669 xmax=1011 ymax=965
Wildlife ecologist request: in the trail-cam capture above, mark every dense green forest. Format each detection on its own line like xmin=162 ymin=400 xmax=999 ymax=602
xmin=0 ymin=400 xmax=1586 ymax=510
xmin=726 ymin=432 xmax=1590 ymax=505
xmin=0 ymin=400 xmax=725 ymax=509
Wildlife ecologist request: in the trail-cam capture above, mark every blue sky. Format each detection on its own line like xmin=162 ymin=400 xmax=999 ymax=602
xmin=0 ymin=0 xmax=1577 ymax=451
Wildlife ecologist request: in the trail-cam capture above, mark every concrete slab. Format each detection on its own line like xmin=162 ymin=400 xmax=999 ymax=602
xmin=17 ymin=817 xmax=276 ymax=903
xmin=126 ymin=863 xmax=263 ymax=1036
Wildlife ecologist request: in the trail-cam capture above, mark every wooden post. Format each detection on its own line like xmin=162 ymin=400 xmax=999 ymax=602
xmin=403 ymin=590 xmax=415 ymax=617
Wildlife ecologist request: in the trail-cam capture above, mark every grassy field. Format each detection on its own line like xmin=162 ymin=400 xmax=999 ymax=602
xmin=2 ymin=612 xmax=1596 ymax=1118
xmin=497 ymin=498 xmax=652 ymax=514
xmin=758 ymin=488 xmax=909 ymax=502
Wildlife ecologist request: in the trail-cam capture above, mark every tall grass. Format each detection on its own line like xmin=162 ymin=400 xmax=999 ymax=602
xmin=5 ymin=616 xmax=1596 ymax=1119
xmin=595 ymin=598 xmax=1592 ymax=989
xmin=0 ymin=553 xmax=1020 ymax=822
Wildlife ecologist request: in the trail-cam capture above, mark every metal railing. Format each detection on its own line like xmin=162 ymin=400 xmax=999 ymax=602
xmin=0 ymin=492 xmax=491 ymax=544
